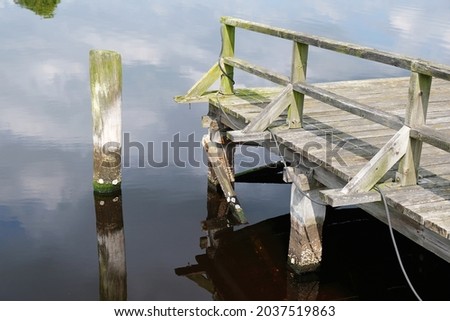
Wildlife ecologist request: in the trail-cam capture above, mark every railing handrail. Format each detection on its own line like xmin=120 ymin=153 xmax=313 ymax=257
xmin=221 ymin=16 xmax=450 ymax=81
xmin=216 ymin=16 xmax=450 ymax=186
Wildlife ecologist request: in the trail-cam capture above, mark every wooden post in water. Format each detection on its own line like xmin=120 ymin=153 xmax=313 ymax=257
xmin=286 ymin=167 xmax=326 ymax=274
xmin=90 ymin=50 xmax=122 ymax=193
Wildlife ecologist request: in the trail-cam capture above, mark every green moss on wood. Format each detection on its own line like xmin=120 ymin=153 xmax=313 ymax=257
xmin=89 ymin=50 xmax=122 ymax=100
xmin=93 ymin=181 xmax=121 ymax=194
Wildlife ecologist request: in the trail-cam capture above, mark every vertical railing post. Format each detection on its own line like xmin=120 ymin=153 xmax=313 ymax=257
xmin=288 ymin=42 xmax=308 ymax=128
xmin=396 ymin=69 xmax=432 ymax=186
xmin=219 ymin=23 xmax=235 ymax=95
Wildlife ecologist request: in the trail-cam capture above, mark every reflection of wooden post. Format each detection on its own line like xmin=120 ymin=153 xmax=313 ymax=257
xmin=90 ymin=50 xmax=122 ymax=194
xmin=204 ymin=185 xmax=233 ymax=251
xmin=94 ymin=191 xmax=127 ymax=300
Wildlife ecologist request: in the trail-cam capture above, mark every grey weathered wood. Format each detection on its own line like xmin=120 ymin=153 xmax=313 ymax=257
xmin=397 ymin=72 xmax=432 ymax=186
xmin=410 ymin=125 xmax=450 ymax=153
xmin=174 ymin=63 xmax=221 ymax=103
xmin=220 ymin=23 xmax=235 ymax=95
xmin=203 ymin=135 xmax=247 ymax=224
xmin=283 ymin=166 xmax=321 ymax=191
xmin=292 ymin=82 xmax=404 ymax=131
xmin=289 ymin=42 xmax=308 ymax=128
xmin=222 ymin=56 xmax=289 ymax=86
xmin=288 ymin=186 xmax=326 ymax=274
xmin=342 ymin=126 xmax=410 ymax=194
xmin=242 ymin=84 xmax=293 ymax=133
xmin=204 ymin=79 xmax=450 ymax=261
xmin=227 ymin=129 xmax=272 ymax=142
xmin=221 ymin=16 xmax=450 ymax=81
xmin=223 ymin=57 xmax=405 ymax=130
xmin=176 ymin=16 xmax=450 ymax=263
xmin=320 ymin=188 xmax=381 ymax=207
xmin=90 ymin=50 xmax=122 ymax=194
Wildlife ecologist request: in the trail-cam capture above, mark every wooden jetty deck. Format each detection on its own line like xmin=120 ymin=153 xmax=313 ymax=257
xmin=175 ymin=17 xmax=450 ymax=273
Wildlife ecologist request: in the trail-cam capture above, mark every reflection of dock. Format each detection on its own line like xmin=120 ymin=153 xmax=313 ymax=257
xmin=176 ymin=188 xmax=450 ymax=300
xmin=176 ymin=17 xmax=450 ymax=273
xmin=176 ymin=187 xmax=323 ymax=300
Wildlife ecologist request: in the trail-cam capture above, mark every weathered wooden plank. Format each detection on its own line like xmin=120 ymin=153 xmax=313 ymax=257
xmin=221 ymin=16 xmax=450 ymax=80
xmin=410 ymin=125 xmax=450 ymax=153
xmin=283 ymin=166 xmax=321 ymax=191
xmin=227 ymin=130 xmax=271 ymax=142
xmin=90 ymin=50 xmax=122 ymax=194
xmin=289 ymin=42 xmax=308 ymax=128
xmin=223 ymin=57 xmax=407 ymax=131
xmin=359 ymin=201 xmax=450 ymax=262
xmin=292 ymin=82 xmax=404 ymax=130
xmin=288 ymin=187 xmax=326 ymax=273
xmin=424 ymin=216 xmax=450 ymax=239
xmin=220 ymin=23 xmax=235 ymax=95
xmin=320 ymin=188 xmax=381 ymax=207
xmin=223 ymin=56 xmax=289 ymax=86
xmin=342 ymin=126 xmax=410 ymax=194
xmin=207 ymin=80 xmax=450 ymax=257
xmin=203 ymin=135 xmax=247 ymax=224
xmin=242 ymin=84 xmax=293 ymax=132
xmin=397 ymin=72 xmax=432 ymax=185
xmin=174 ymin=63 xmax=221 ymax=103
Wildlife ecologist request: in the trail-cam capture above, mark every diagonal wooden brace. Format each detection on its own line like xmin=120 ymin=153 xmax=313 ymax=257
xmin=342 ymin=125 xmax=411 ymax=194
xmin=202 ymin=135 xmax=247 ymax=224
xmin=242 ymin=84 xmax=294 ymax=133
xmin=174 ymin=63 xmax=221 ymax=103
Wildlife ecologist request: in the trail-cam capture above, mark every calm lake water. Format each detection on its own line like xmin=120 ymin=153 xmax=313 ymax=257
xmin=1 ymin=0 xmax=449 ymax=300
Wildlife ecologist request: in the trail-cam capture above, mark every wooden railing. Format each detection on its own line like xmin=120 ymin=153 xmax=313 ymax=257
xmin=177 ymin=17 xmax=450 ymax=189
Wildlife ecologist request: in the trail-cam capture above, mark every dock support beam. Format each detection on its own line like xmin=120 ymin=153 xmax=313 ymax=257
xmin=203 ymin=120 xmax=247 ymax=225
xmin=287 ymin=169 xmax=326 ymax=274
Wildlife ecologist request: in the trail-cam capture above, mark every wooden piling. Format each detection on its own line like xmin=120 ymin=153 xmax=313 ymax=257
xmin=288 ymin=184 xmax=326 ymax=274
xmin=90 ymin=50 xmax=122 ymax=194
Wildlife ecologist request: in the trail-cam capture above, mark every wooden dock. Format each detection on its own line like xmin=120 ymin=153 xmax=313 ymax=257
xmin=175 ymin=17 xmax=450 ymax=274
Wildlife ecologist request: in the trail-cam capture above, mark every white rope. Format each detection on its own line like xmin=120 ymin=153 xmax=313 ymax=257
xmin=374 ymin=185 xmax=422 ymax=301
